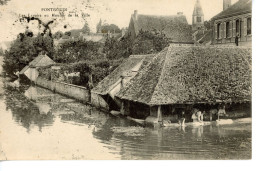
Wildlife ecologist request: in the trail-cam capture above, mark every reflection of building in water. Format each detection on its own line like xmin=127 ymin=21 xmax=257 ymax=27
xmin=24 ymin=86 xmax=53 ymax=115
xmin=4 ymin=88 xmax=54 ymax=132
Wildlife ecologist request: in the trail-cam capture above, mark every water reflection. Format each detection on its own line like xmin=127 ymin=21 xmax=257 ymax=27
xmin=4 ymin=86 xmax=54 ymax=132
xmin=0 ymin=84 xmax=252 ymax=160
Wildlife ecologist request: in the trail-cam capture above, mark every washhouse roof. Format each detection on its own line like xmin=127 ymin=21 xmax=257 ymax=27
xmin=91 ymin=54 xmax=156 ymax=95
xmin=116 ymin=44 xmax=251 ymax=106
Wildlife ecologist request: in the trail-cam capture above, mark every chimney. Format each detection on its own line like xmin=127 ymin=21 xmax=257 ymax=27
xmin=177 ymin=12 xmax=183 ymax=15
xmin=133 ymin=10 xmax=138 ymax=20
xmin=223 ymin=0 xmax=231 ymax=11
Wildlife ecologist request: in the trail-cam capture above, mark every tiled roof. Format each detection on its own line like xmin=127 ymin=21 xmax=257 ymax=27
xmin=132 ymin=14 xmax=193 ymax=43
xmin=212 ymin=0 xmax=251 ymax=20
xmin=116 ymin=45 xmax=251 ymax=105
xmin=29 ymin=55 xmax=55 ymax=67
xmin=91 ymin=54 xmax=156 ymax=95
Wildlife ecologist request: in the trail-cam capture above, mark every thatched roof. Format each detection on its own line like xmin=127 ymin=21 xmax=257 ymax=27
xmin=212 ymin=0 xmax=251 ymax=20
xmin=116 ymin=44 xmax=251 ymax=106
xmin=130 ymin=13 xmax=193 ymax=43
xmin=91 ymin=54 xmax=156 ymax=95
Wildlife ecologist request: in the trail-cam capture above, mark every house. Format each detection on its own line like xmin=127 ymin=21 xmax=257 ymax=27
xmin=127 ymin=10 xmax=193 ymax=44
xmin=115 ymin=44 xmax=251 ymax=123
xmin=91 ymin=54 xmax=156 ymax=111
xmin=19 ymin=54 xmax=55 ymax=82
xmin=211 ymin=0 xmax=252 ymax=46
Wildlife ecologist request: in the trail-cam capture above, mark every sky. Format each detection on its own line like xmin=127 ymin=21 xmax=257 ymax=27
xmin=0 ymin=0 xmax=239 ymax=42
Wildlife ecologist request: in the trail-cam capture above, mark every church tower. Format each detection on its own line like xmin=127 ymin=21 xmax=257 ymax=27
xmin=192 ymin=0 xmax=204 ymax=31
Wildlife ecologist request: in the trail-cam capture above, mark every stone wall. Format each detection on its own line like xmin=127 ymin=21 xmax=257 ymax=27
xmin=35 ymin=77 xmax=90 ymax=103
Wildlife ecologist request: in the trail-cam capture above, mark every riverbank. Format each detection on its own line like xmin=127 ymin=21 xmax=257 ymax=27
xmin=0 ymin=78 xmax=252 ymax=160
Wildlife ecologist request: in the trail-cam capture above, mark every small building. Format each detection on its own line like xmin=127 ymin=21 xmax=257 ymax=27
xmin=115 ymin=44 xmax=251 ymax=123
xmin=91 ymin=54 xmax=155 ymax=111
xmin=19 ymin=54 xmax=55 ymax=82
xmin=211 ymin=0 xmax=252 ymax=46
xmin=127 ymin=10 xmax=193 ymax=44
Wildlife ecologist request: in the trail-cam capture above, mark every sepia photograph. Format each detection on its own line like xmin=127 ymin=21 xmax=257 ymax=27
xmin=0 ymin=0 xmax=253 ymax=161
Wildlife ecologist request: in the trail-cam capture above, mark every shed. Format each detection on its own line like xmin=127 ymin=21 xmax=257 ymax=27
xmin=19 ymin=54 xmax=55 ymax=82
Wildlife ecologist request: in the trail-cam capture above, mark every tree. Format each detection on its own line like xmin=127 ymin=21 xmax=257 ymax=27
xmin=103 ymin=29 xmax=169 ymax=60
xmin=82 ymin=23 xmax=90 ymax=34
xmin=101 ymin=24 xmax=121 ymax=34
xmin=53 ymin=39 xmax=103 ymax=63
xmin=3 ymin=36 xmax=37 ymax=75
xmin=53 ymin=31 xmax=63 ymax=39
xmin=132 ymin=30 xmax=169 ymax=54
xmin=3 ymin=31 xmax=55 ymax=76
xmin=204 ymin=20 xmax=211 ymax=30
xmin=0 ymin=0 xmax=10 ymax=5
xmin=33 ymin=33 xmax=55 ymax=57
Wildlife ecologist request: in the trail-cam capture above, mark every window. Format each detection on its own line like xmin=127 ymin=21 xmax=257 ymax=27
xmin=197 ymin=17 xmax=201 ymax=23
xmin=235 ymin=19 xmax=241 ymax=37
xmin=217 ymin=23 xmax=221 ymax=39
xmin=247 ymin=17 xmax=251 ymax=35
xmin=226 ymin=21 xmax=230 ymax=38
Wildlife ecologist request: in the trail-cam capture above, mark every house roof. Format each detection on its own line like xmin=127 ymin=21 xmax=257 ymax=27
xmin=212 ymin=0 xmax=251 ymax=20
xmin=193 ymin=0 xmax=204 ymax=16
xmin=91 ymin=54 xmax=156 ymax=95
xmin=19 ymin=65 xmax=29 ymax=75
xmin=116 ymin=44 xmax=252 ymax=106
xmin=28 ymin=54 xmax=55 ymax=67
xmin=131 ymin=14 xmax=193 ymax=43
xmin=20 ymin=55 xmax=55 ymax=75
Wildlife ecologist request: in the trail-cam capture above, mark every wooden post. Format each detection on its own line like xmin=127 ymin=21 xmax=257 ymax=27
xmin=120 ymin=101 xmax=125 ymax=115
xmin=157 ymin=105 xmax=162 ymax=123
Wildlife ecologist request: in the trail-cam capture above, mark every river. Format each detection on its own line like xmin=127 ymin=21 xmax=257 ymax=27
xmin=0 ymin=56 xmax=251 ymax=160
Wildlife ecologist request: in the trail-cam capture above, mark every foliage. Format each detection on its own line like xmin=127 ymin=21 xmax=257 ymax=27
xmin=0 ymin=47 xmax=4 ymax=55
xmin=132 ymin=30 xmax=170 ymax=54
xmin=0 ymin=0 xmax=10 ymax=5
xmin=53 ymin=39 xmax=104 ymax=63
xmin=82 ymin=23 xmax=90 ymax=33
xmin=53 ymin=31 xmax=63 ymax=39
xmin=3 ymin=33 xmax=54 ymax=76
xmin=103 ymin=29 xmax=169 ymax=60
xmin=204 ymin=20 xmax=211 ymax=30
xmin=38 ymin=59 xmax=121 ymax=87
xmin=100 ymin=24 xmax=121 ymax=34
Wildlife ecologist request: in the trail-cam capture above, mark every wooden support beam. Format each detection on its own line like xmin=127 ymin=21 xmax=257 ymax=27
xmin=120 ymin=101 xmax=125 ymax=115
xmin=157 ymin=105 xmax=162 ymax=123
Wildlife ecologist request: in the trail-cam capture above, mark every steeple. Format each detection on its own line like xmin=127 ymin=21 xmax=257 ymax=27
xmin=192 ymin=0 xmax=204 ymax=31
xmin=96 ymin=19 xmax=102 ymax=33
